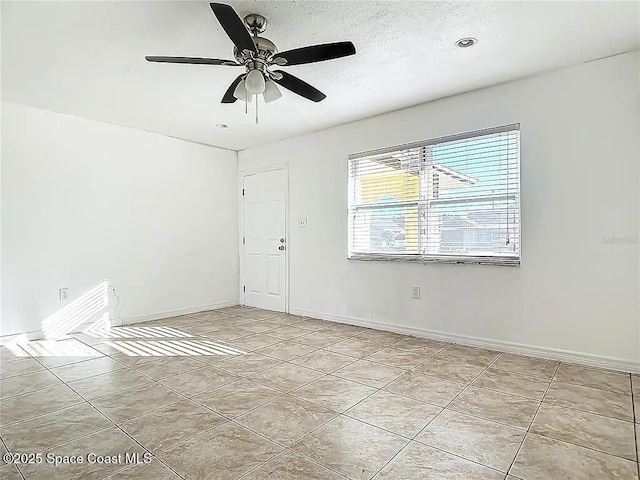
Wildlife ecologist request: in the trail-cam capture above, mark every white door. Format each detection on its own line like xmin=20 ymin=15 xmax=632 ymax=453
xmin=242 ymin=168 xmax=287 ymax=312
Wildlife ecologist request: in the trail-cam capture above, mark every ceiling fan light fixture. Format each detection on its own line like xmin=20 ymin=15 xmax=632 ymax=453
xmin=244 ymin=69 xmax=266 ymax=94
xmin=263 ymin=79 xmax=282 ymax=103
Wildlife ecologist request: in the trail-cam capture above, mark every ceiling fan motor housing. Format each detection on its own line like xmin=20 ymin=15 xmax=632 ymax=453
xmin=234 ymin=36 xmax=277 ymax=65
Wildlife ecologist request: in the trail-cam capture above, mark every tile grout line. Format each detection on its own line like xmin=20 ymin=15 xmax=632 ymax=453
xmin=512 ymin=419 xmax=639 ymax=465
xmin=548 ymin=376 xmax=636 ymax=397
xmin=0 ymin=395 xmax=90 ymax=429
xmin=235 ymin=323 xmax=363 ymax=354
xmin=105 ymin=454 xmax=187 ymax=480
xmin=631 ymin=374 xmax=640 ymax=480
xmin=0 ymin=435 xmax=26 ymax=480
xmin=229 ymin=417 xmax=348 ymax=480
xmin=365 ymin=350 xmax=510 ymax=479
xmin=9 ymin=464 xmax=26 ymax=480
xmin=504 ymin=362 xmax=560 ymax=477
xmin=234 ymin=448 xmax=351 ymax=480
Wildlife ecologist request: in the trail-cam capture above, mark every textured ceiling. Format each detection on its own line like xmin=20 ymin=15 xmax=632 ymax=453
xmin=2 ymin=1 xmax=639 ymax=151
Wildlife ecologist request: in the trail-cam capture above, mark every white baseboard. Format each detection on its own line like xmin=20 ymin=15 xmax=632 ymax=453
xmin=289 ymin=308 xmax=640 ymax=374
xmin=0 ymin=329 xmax=45 ymax=345
xmin=112 ymin=300 xmax=239 ymax=326
xmin=0 ymin=301 xmax=239 ymax=344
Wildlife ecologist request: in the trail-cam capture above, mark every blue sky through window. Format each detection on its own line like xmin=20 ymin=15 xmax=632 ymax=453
xmin=433 ymin=134 xmax=519 ymax=214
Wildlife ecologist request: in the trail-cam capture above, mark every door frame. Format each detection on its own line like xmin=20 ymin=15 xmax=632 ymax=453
xmin=238 ymin=163 xmax=290 ymax=313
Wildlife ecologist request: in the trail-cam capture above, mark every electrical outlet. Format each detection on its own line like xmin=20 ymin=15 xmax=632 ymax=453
xmin=412 ymin=286 xmax=421 ymax=299
xmin=59 ymin=288 xmax=69 ymax=301
xmin=298 ymin=217 xmax=308 ymax=228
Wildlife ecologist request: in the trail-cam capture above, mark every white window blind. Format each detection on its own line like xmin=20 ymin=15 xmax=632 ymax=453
xmin=348 ymin=124 xmax=520 ymax=266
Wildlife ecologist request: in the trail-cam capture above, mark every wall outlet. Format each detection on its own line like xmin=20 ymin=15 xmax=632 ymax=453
xmin=412 ymin=286 xmax=421 ymax=299
xmin=59 ymin=288 xmax=69 ymax=301
xmin=298 ymin=217 xmax=308 ymax=228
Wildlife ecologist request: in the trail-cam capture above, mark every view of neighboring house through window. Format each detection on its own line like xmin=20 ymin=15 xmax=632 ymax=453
xmin=348 ymin=124 xmax=520 ymax=266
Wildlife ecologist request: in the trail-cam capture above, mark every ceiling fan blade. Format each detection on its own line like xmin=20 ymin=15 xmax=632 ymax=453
xmin=209 ymin=3 xmax=257 ymax=54
xmin=222 ymin=74 xmax=244 ymax=103
xmin=145 ymin=56 xmax=239 ymax=66
xmin=271 ymin=70 xmax=326 ymax=102
xmin=272 ymin=41 xmax=355 ymax=66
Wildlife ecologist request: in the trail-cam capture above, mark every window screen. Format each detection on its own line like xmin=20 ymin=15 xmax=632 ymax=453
xmin=348 ymin=124 xmax=520 ymax=266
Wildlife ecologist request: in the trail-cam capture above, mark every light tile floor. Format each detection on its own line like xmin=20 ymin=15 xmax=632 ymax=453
xmin=0 ymin=306 xmax=638 ymax=479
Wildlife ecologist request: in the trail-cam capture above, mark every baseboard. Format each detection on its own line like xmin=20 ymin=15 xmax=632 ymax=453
xmin=112 ymin=300 xmax=239 ymax=326
xmin=0 ymin=329 xmax=45 ymax=345
xmin=0 ymin=301 xmax=239 ymax=344
xmin=289 ymin=308 xmax=640 ymax=374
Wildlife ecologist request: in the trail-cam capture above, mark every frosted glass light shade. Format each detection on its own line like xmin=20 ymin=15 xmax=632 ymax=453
xmin=233 ymin=79 xmax=252 ymax=103
xmin=263 ymin=79 xmax=282 ymax=103
xmin=245 ymin=69 xmax=266 ymax=94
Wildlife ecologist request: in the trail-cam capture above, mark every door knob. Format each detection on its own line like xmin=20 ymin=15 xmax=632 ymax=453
xmin=278 ymin=245 xmax=286 ymax=251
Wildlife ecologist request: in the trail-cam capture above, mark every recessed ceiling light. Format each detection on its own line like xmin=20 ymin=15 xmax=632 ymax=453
xmin=456 ymin=37 xmax=477 ymax=48
xmin=216 ymin=123 xmax=228 ymax=129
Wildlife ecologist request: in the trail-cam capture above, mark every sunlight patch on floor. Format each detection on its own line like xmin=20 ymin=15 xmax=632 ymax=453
xmin=18 ymin=338 xmax=103 ymax=357
xmin=104 ymin=339 xmax=248 ymax=356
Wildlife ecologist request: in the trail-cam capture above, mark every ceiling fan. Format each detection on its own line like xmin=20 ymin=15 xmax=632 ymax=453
xmin=145 ymin=3 xmax=356 ymax=122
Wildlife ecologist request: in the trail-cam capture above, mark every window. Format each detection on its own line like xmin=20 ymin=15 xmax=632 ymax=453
xmin=348 ymin=124 xmax=520 ymax=266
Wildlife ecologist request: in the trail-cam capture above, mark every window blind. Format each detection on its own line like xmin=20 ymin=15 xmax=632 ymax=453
xmin=348 ymin=124 xmax=520 ymax=266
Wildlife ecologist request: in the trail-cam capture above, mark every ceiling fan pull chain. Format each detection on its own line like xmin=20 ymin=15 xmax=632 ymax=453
xmin=256 ymin=95 xmax=259 ymax=124
xmin=245 ymin=88 xmax=248 ymax=114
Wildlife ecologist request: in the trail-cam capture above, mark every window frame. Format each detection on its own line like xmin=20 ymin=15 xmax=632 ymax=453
xmin=347 ymin=124 xmax=521 ymax=267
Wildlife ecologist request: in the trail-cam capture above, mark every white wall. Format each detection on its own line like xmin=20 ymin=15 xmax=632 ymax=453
xmin=2 ymin=102 xmax=239 ymax=337
xmin=239 ymin=52 xmax=640 ymax=370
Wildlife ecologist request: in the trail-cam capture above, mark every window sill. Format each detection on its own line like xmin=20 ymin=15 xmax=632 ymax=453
xmin=347 ymin=254 xmax=520 ymax=267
